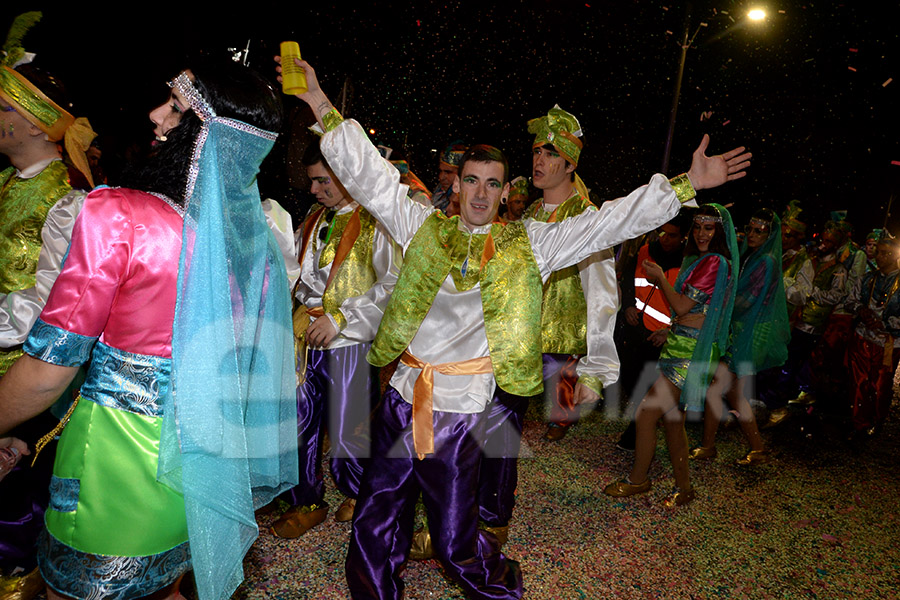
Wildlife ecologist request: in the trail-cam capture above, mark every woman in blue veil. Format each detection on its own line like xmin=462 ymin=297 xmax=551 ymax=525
xmin=604 ymin=204 xmax=738 ymax=506
xmin=690 ymin=208 xmax=790 ymax=465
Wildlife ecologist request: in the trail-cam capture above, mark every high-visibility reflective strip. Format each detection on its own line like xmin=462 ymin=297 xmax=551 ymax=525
xmin=635 ymin=298 xmax=672 ymax=325
xmin=634 ymin=277 xmax=654 ymax=287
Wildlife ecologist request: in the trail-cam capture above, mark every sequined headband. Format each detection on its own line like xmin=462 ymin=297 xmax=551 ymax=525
xmin=168 ymin=72 xmax=216 ymax=122
xmin=694 ymin=215 xmax=722 ymax=225
xmin=749 ymin=217 xmax=771 ymax=230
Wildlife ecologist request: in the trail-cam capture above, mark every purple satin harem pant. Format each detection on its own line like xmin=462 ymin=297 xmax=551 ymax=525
xmin=281 ymin=343 xmax=378 ymax=507
xmin=346 ymin=387 xmax=523 ymax=600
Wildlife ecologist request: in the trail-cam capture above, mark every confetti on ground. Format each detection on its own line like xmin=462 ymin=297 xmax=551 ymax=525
xmin=219 ymin=398 xmax=900 ymax=599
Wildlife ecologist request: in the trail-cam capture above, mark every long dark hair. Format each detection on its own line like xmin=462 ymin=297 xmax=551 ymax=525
xmin=684 ymin=204 xmax=731 ymax=257
xmin=120 ymin=60 xmax=283 ymax=204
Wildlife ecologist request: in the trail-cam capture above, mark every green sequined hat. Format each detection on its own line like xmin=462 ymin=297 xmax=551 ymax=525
xmin=509 ymin=176 xmax=529 ymax=200
xmin=876 ymin=228 xmax=898 ymax=247
xmin=527 ymin=104 xmax=584 ymax=166
xmin=0 ymin=12 xmax=75 ymax=142
xmin=781 ymin=200 xmax=807 ymax=234
xmin=440 ymin=140 xmax=467 ymax=168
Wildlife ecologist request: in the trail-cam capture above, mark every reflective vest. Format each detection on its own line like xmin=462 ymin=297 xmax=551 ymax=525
xmin=633 ymin=243 xmax=680 ymax=331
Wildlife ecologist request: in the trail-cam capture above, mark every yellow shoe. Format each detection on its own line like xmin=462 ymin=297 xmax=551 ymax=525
xmin=481 ymin=524 xmax=509 ymax=547
xmin=762 ymin=407 xmax=791 ymax=429
xmin=788 ymin=392 xmax=816 ymax=406
xmin=737 ymin=449 xmax=772 ymax=466
xmin=603 ymin=478 xmax=651 ymax=498
xmin=662 ymin=487 xmax=695 ymax=507
xmin=270 ymin=503 xmax=328 ymax=538
xmin=0 ymin=567 xmax=43 ymax=600
xmin=543 ymin=423 xmax=570 ymax=442
xmin=409 ymin=527 xmax=434 ymax=560
xmin=334 ymin=497 xmax=356 ymax=523
xmin=688 ymin=445 xmax=718 ymax=460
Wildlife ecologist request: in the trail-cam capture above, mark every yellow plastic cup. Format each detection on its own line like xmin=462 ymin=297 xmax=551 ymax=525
xmin=280 ymin=41 xmax=307 ymax=95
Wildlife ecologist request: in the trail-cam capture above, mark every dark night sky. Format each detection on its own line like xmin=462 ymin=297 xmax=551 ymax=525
xmin=3 ymin=1 xmax=898 ymax=236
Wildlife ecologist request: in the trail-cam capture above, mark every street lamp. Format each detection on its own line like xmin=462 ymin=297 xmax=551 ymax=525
xmin=660 ymin=7 xmax=768 ymax=172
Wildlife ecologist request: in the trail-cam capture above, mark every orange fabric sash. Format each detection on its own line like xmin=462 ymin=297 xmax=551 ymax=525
xmin=400 ymin=350 xmax=493 ymax=460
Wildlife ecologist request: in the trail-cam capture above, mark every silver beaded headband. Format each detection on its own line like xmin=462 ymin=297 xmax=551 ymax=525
xmin=168 ymin=72 xmax=216 ymax=122
xmin=694 ymin=215 xmax=722 ymax=225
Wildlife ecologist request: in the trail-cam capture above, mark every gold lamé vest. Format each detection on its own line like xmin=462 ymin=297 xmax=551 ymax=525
xmin=800 ymin=256 xmax=841 ymax=331
xmin=783 ymin=247 xmax=810 ymax=317
xmin=368 ymin=213 xmax=544 ymax=397
xmin=0 ymin=161 xmax=72 ymax=375
xmin=524 ymin=192 xmax=596 ymax=354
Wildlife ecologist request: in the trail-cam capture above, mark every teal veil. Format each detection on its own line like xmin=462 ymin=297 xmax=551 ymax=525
xmin=157 ymin=86 xmax=298 ymax=600
xmin=674 ymin=203 xmax=740 ymax=410
xmin=729 ymin=213 xmax=791 ymax=376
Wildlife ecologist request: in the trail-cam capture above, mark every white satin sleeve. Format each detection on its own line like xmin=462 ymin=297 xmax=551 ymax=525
xmin=526 ymin=174 xmax=688 ymax=279
xmin=0 ymin=190 xmax=85 ymax=348
xmin=262 ymin=198 xmax=301 ymax=290
xmin=576 ymin=248 xmax=620 ymax=388
xmin=337 ymin=223 xmax=402 ymax=344
xmin=320 ymin=119 xmax=432 ymax=249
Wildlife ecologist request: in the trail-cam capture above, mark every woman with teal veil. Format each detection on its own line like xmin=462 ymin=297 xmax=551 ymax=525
xmin=604 ymin=203 xmax=739 ymax=506
xmin=690 ymin=208 xmax=790 ymax=465
xmin=0 ymin=61 xmax=297 ymax=600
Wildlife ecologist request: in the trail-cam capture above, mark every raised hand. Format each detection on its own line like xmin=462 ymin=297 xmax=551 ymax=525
xmin=686 ymin=134 xmax=752 ymax=191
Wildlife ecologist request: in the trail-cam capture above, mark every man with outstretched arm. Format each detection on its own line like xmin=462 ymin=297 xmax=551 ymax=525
xmin=276 ymin=56 xmax=749 ymax=600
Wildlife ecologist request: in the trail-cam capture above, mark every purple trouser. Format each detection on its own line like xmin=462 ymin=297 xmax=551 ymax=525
xmin=477 ymin=389 xmax=529 ymax=528
xmin=346 ymin=387 xmax=523 ymax=600
xmin=0 ymin=412 xmax=56 ymax=574
xmin=280 ymin=343 xmax=378 ymax=507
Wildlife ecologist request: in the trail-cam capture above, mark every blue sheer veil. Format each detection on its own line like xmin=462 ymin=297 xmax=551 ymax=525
xmin=157 ymin=95 xmax=298 ymax=599
xmin=731 ymin=213 xmax=790 ymax=376
xmin=674 ymin=203 xmax=739 ymax=409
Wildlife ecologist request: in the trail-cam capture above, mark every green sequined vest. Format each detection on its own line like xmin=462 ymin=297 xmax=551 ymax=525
xmin=0 ymin=161 xmax=72 ymax=375
xmin=368 ymin=213 xmax=544 ymax=397
xmin=524 ymin=192 xmax=596 ymax=354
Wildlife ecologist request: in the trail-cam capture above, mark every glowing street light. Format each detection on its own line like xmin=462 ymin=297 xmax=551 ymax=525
xmin=748 ymin=9 xmax=767 ymax=21
xmin=660 ymin=6 xmax=769 ymax=172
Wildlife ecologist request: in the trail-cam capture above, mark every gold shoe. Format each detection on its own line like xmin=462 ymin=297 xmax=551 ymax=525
xmin=603 ymin=478 xmax=651 ymax=498
xmin=409 ymin=527 xmax=434 ymax=560
xmin=788 ymin=391 xmax=816 ymax=406
xmin=662 ymin=487 xmax=695 ymax=507
xmin=481 ymin=524 xmax=509 ymax=547
xmin=737 ymin=449 xmax=772 ymax=466
xmin=762 ymin=407 xmax=791 ymax=429
xmin=688 ymin=445 xmax=718 ymax=460
xmin=334 ymin=497 xmax=356 ymax=522
xmin=270 ymin=503 xmax=328 ymax=538
xmin=0 ymin=567 xmax=43 ymax=600
xmin=543 ymin=423 xmax=570 ymax=442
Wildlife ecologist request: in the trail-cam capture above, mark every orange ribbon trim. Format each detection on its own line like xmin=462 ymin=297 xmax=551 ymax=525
xmin=326 ymin=208 xmax=362 ymax=288
xmin=400 ymin=350 xmax=493 ymax=460
xmin=298 ymin=206 xmax=364 ymax=292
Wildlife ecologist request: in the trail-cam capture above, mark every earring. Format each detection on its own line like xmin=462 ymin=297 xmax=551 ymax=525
xmin=501 ymin=197 xmax=507 ymax=205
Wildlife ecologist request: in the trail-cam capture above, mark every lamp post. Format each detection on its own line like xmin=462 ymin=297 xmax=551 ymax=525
xmin=660 ymin=6 xmax=767 ymax=173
